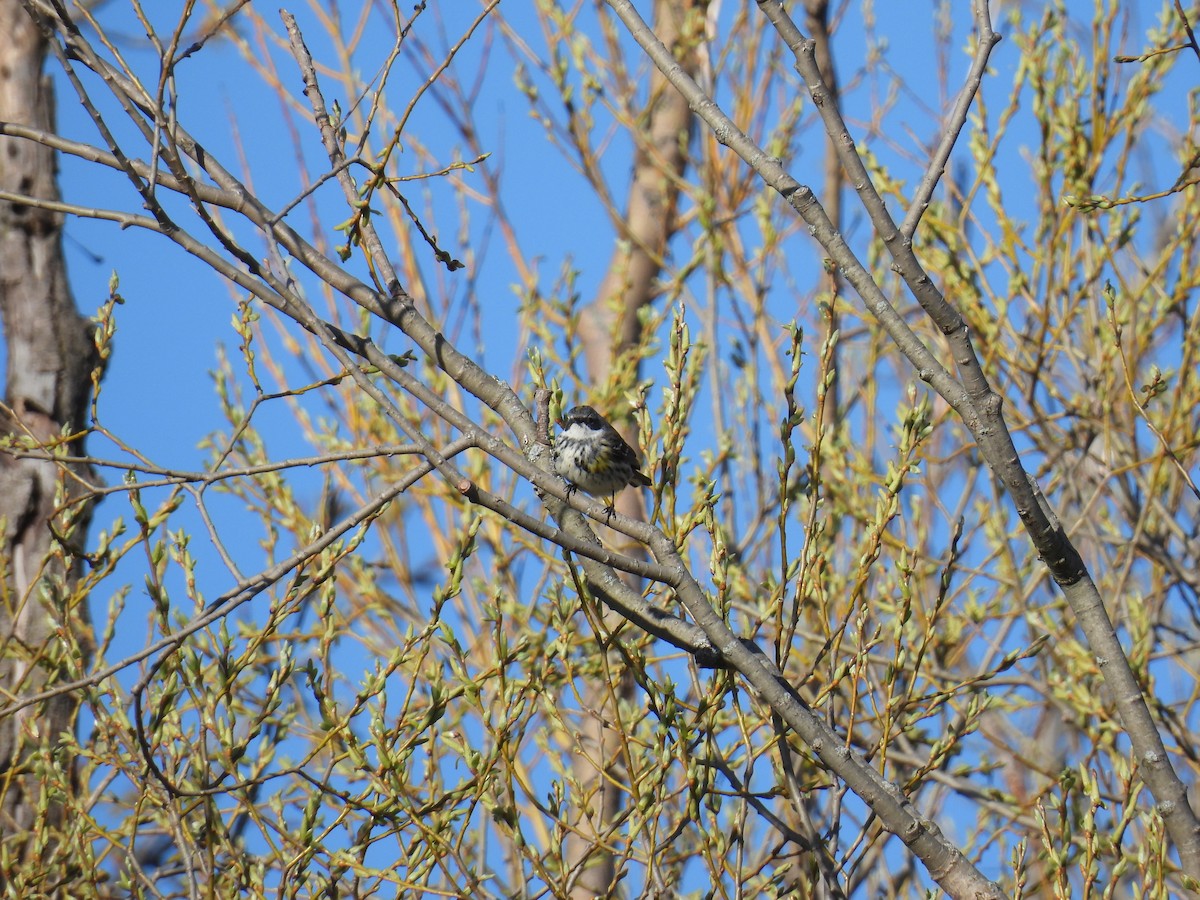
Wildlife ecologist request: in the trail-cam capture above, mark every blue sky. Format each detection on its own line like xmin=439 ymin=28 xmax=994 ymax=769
xmin=22 ymin=0 xmax=1197 ymax=894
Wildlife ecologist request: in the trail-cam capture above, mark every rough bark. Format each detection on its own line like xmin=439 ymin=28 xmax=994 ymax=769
xmin=0 ymin=0 xmax=97 ymax=883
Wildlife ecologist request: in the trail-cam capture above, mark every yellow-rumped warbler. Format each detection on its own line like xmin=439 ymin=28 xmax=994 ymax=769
xmin=553 ymin=405 xmax=651 ymax=509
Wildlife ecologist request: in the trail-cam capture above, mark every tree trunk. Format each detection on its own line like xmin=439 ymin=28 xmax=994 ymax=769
xmin=0 ymin=0 xmax=98 ymax=886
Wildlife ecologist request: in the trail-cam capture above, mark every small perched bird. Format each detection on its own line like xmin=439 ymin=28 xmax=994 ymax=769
xmin=553 ymin=405 xmax=651 ymax=512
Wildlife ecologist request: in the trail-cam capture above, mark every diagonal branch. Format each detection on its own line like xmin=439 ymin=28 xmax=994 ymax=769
xmin=605 ymin=0 xmax=1200 ymax=889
